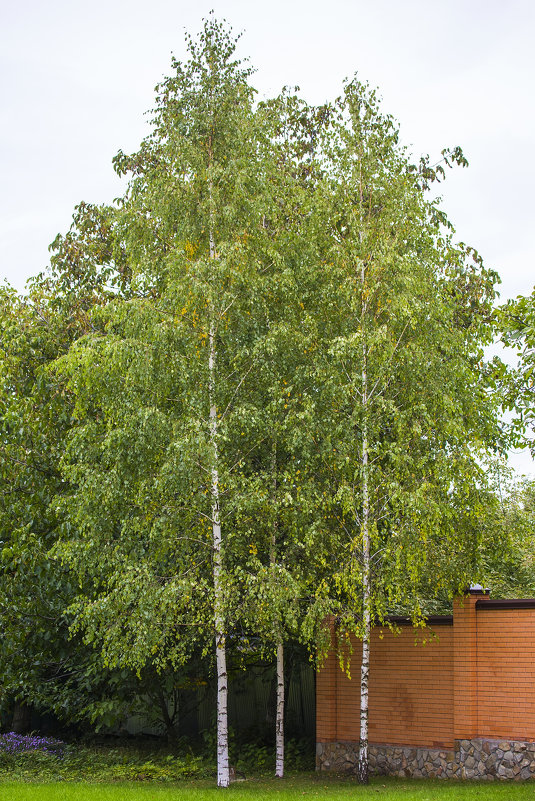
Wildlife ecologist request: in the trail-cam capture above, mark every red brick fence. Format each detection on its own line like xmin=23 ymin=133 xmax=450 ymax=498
xmin=316 ymin=588 xmax=535 ymax=780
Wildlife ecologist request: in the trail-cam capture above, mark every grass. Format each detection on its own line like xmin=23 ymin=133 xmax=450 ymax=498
xmin=1 ymin=739 xmax=534 ymax=800
xmin=2 ymin=774 xmax=535 ymax=801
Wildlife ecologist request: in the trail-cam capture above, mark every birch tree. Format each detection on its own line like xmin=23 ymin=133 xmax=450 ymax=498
xmin=231 ymin=93 xmax=333 ymax=777
xmin=313 ymin=80 xmax=501 ymax=783
xmin=9 ymin=22 xmax=503 ymax=781
xmin=54 ymin=17 xmax=285 ymax=786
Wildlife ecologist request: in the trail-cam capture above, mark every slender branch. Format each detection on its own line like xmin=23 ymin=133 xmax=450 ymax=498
xmin=218 ymin=294 xmax=238 ymax=320
xmin=0 ymin=447 xmax=61 ymax=479
xmin=227 ymin=437 xmax=268 ymax=473
xmin=368 ymin=320 xmax=410 ymax=403
xmin=219 ymin=362 xmax=255 ymax=421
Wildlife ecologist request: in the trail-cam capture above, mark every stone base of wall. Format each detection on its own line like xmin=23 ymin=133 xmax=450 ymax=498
xmin=316 ymin=739 xmax=535 ymax=780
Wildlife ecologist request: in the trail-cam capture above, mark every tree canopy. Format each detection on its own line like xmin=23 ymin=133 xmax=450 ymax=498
xmin=0 ymin=15 xmax=517 ymax=786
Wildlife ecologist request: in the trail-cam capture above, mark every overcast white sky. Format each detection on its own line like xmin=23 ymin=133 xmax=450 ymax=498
xmin=1 ymin=0 xmax=534 ymax=474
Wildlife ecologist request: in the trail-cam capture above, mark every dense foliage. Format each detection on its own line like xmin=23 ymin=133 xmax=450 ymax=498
xmin=1 ymin=13 xmax=531 ymax=787
xmin=499 ymin=288 xmax=535 ymax=454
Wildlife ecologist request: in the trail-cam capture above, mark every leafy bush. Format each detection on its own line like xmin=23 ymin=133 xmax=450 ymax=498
xmin=285 ymin=737 xmax=315 ymax=771
xmin=105 ymin=754 xmax=209 ymax=781
xmin=0 ymin=738 xmax=214 ymax=782
xmin=235 ymin=740 xmax=272 ymax=774
xmin=0 ymin=732 xmax=313 ymax=782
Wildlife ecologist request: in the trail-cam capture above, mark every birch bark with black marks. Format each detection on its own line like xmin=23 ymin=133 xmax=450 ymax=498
xmin=210 ymin=278 xmax=229 ymax=788
xmin=210 ymin=321 xmax=229 ymax=789
xmin=357 ymin=331 xmax=371 ymax=784
xmin=275 ymin=641 xmax=284 ymax=777
xmin=208 ymin=127 xmax=229 ymax=787
xmin=271 ymin=442 xmax=284 ymax=778
xmin=357 ymin=181 xmax=371 ymax=782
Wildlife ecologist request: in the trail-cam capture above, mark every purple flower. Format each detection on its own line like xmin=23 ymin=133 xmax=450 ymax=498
xmin=0 ymin=732 xmax=66 ymax=757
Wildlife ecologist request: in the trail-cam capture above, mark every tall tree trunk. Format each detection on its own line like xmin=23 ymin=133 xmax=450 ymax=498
xmin=210 ymin=317 xmax=229 ymax=788
xmin=208 ymin=199 xmax=229 ymax=786
xmin=271 ymin=442 xmax=285 ymax=778
xmin=275 ymin=642 xmax=285 ymax=777
xmin=357 ymin=420 xmax=371 ymax=782
xmin=156 ymin=686 xmax=179 ymax=744
xmin=12 ymin=702 xmax=31 ymax=734
xmin=357 ymin=295 xmax=371 ymax=785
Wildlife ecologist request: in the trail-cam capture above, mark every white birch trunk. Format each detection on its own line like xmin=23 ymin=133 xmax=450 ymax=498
xmin=209 ymin=224 xmax=229 ymax=788
xmin=275 ymin=642 xmax=284 ymax=778
xmin=357 ymin=262 xmax=371 ymax=784
xmin=357 ymin=403 xmax=371 ymax=784
xmin=271 ymin=442 xmax=284 ymax=778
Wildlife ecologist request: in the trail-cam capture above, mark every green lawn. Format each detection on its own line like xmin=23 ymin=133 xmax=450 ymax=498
xmin=1 ymin=775 xmax=535 ymax=801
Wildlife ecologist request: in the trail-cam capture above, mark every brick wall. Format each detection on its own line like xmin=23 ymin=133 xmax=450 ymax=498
xmin=317 ymin=621 xmax=454 ymax=748
xmin=317 ymin=592 xmax=535 ymax=750
xmin=315 ymin=621 xmax=338 ymax=742
xmin=316 ymin=592 xmax=535 ymax=780
xmin=477 ymin=607 xmax=535 ymax=740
